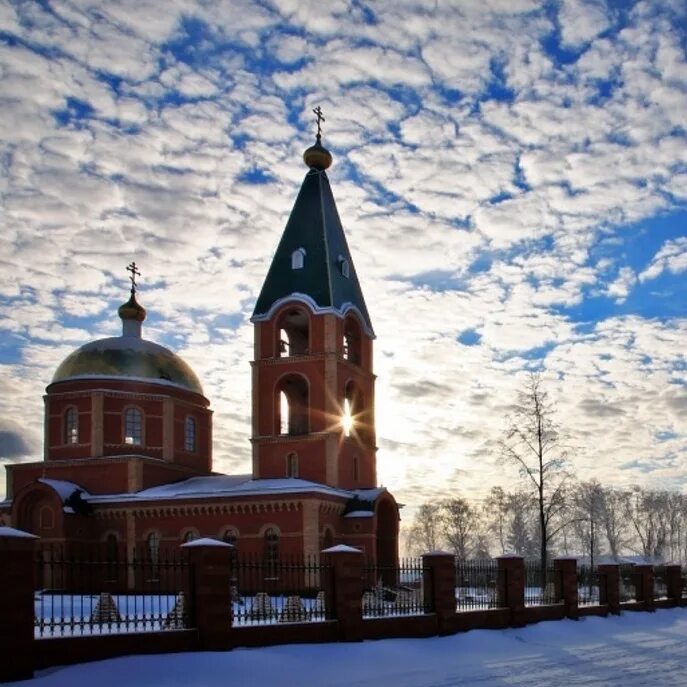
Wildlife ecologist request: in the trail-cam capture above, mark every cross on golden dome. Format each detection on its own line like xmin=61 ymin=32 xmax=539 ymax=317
xmin=126 ymin=261 xmax=141 ymax=294
xmin=313 ymin=106 xmax=325 ymax=141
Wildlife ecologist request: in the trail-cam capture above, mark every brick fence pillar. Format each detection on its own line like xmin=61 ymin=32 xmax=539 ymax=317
xmin=497 ymin=556 xmax=525 ymax=627
xmin=182 ymin=538 xmax=234 ymax=651
xmin=422 ymin=551 xmax=456 ymax=635
xmin=666 ymin=564 xmax=682 ymax=605
xmin=598 ymin=563 xmax=620 ymax=615
xmin=322 ymin=545 xmax=363 ymax=641
xmin=634 ymin=564 xmax=654 ymax=611
xmin=0 ymin=526 xmax=38 ymax=682
xmin=554 ymin=557 xmax=578 ymax=619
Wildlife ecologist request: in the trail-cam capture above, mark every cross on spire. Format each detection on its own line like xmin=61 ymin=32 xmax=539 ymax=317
xmin=313 ymin=106 xmax=325 ymax=141
xmin=126 ymin=261 xmax=141 ymax=294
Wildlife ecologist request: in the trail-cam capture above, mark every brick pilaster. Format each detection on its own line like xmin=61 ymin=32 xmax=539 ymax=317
xmin=322 ymin=545 xmax=363 ymax=641
xmin=0 ymin=527 xmax=38 ymax=682
xmin=666 ymin=564 xmax=682 ymax=604
xmin=497 ymin=556 xmax=525 ymax=627
xmin=634 ymin=564 xmax=654 ymax=610
xmin=422 ymin=552 xmax=456 ymax=634
xmin=598 ymin=563 xmax=620 ymax=614
xmin=554 ymin=558 xmax=578 ymax=619
xmin=182 ymin=538 xmax=234 ymax=651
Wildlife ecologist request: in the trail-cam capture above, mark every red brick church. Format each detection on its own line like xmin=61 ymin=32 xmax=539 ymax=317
xmin=0 ymin=125 xmax=400 ymax=566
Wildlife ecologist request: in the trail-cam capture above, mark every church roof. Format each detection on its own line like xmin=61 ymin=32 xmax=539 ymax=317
xmin=252 ymin=150 xmax=374 ymax=337
xmin=51 ymin=336 xmax=205 ymax=396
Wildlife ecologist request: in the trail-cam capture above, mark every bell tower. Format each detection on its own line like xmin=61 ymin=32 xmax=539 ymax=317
xmin=251 ymin=113 xmax=377 ymax=490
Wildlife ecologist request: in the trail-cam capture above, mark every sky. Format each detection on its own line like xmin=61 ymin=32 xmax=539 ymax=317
xmin=0 ymin=0 xmax=686 ymax=514
xmin=13 ymin=609 xmax=687 ymax=686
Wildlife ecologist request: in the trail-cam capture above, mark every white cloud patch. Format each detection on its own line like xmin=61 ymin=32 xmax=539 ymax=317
xmin=639 ymin=237 xmax=687 ymax=282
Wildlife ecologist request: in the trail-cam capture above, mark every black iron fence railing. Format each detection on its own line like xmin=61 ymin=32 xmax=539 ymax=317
xmin=231 ymin=555 xmax=331 ymax=626
xmin=362 ymin=558 xmax=430 ymax=618
xmin=577 ymin=564 xmax=600 ymax=606
xmin=455 ymin=559 xmax=504 ymax=611
xmin=524 ymin=562 xmax=563 ymax=606
xmin=682 ymin=567 xmax=687 ymax=599
xmin=619 ymin=564 xmax=639 ymax=602
xmin=34 ymin=545 xmax=189 ymax=638
xmin=653 ymin=565 xmax=667 ymax=600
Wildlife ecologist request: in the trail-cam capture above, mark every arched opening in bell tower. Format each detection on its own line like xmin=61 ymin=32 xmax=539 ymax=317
xmin=343 ymin=314 xmax=362 ymax=365
xmin=276 ymin=307 xmax=309 ymax=357
xmin=275 ymin=374 xmax=309 ymax=435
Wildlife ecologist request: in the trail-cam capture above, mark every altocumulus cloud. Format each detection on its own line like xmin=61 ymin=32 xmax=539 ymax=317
xmin=0 ymin=0 xmax=685 ymax=514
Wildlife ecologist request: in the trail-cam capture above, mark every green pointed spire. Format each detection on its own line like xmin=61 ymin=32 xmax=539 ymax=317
xmin=252 ymin=145 xmax=374 ymax=336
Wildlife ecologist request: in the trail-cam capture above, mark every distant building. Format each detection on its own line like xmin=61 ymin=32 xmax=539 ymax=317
xmin=0 ymin=130 xmax=400 ymax=566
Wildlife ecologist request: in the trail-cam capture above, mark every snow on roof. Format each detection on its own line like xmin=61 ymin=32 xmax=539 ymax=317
xmin=0 ymin=526 xmax=38 ymax=539
xmin=321 ymin=544 xmax=362 ymax=554
xmin=38 ymin=478 xmax=89 ymax=502
xmin=88 ymin=475 xmax=355 ymax=505
xmin=343 ymin=510 xmax=374 ymax=518
xmin=181 ymin=537 xmax=234 ymax=548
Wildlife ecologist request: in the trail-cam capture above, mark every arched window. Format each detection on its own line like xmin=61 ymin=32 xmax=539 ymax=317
xmin=222 ymin=528 xmax=238 ymax=547
xmin=39 ymin=505 xmax=54 ymax=530
xmin=124 ymin=408 xmax=143 ymax=445
xmin=276 ymin=374 xmax=309 ymax=436
xmin=276 ymin=307 xmax=309 ymax=357
xmin=147 ymin=532 xmax=160 ymax=565
xmin=264 ymin=528 xmax=279 ymax=569
xmin=286 ymin=452 xmax=298 ymax=478
xmin=64 ymin=407 xmax=79 ymax=445
xmin=182 ymin=530 xmax=197 ymax=543
xmin=105 ymin=533 xmax=119 ymax=561
xmin=184 ymin=416 xmax=196 ymax=452
xmin=291 ymin=248 xmax=306 ymax=270
xmin=321 ymin=528 xmax=334 ymax=550
xmin=105 ymin=533 xmax=119 ymax=582
xmin=343 ymin=316 xmax=362 ymax=364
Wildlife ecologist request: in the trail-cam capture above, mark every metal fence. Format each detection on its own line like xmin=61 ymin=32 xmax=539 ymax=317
xmin=619 ymin=564 xmax=638 ymax=602
xmin=524 ymin=561 xmax=563 ymax=606
xmin=653 ymin=565 xmax=668 ymax=600
xmin=232 ymin=555 xmax=331 ymax=626
xmin=362 ymin=558 xmax=430 ymax=618
xmin=455 ymin=559 xmax=504 ymax=611
xmin=577 ymin=564 xmax=601 ymax=606
xmin=34 ymin=545 xmax=189 ymax=637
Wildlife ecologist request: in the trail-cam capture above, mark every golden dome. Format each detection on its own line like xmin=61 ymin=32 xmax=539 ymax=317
xmin=303 ymin=140 xmax=332 ymax=171
xmin=118 ymin=292 xmax=146 ymax=322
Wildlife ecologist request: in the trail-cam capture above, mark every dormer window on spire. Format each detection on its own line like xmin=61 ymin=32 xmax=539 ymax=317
xmin=291 ymin=248 xmax=306 ymax=270
xmin=338 ymin=256 xmax=350 ymax=278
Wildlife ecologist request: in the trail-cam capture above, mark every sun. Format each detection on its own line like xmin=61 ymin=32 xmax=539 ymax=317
xmin=342 ymin=398 xmax=354 ymax=436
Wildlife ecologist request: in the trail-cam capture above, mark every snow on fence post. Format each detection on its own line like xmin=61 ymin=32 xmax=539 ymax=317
xmin=554 ymin=558 xmax=578 ymax=620
xmin=321 ymin=545 xmax=363 ymax=641
xmin=422 ymin=552 xmax=455 ymax=635
xmin=182 ymin=538 xmax=234 ymax=651
xmin=0 ymin=526 xmax=38 ymax=682
xmin=665 ymin=565 xmax=682 ymax=604
xmin=634 ymin=564 xmax=654 ymax=611
xmin=496 ymin=556 xmax=525 ymax=628
xmin=598 ymin=564 xmax=620 ymax=615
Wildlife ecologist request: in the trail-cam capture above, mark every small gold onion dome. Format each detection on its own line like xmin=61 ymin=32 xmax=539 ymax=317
xmin=303 ymin=139 xmax=332 ymax=171
xmin=118 ymin=292 xmax=146 ymax=322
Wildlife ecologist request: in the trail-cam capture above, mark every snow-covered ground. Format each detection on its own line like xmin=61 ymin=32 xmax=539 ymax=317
xmin=19 ymin=608 xmax=687 ymax=686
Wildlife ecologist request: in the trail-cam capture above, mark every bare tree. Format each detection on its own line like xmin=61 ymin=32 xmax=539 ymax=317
xmin=499 ymin=372 xmax=569 ymax=574
xmin=600 ymin=488 xmax=628 ymax=560
xmin=406 ymin=503 xmax=442 ymax=555
xmin=440 ymin=497 xmax=478 ymax=559
xmin=570 ymin=481 xmax=604 ymax=567
xmin=484 ymin=487 xmax=509 ymax=555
